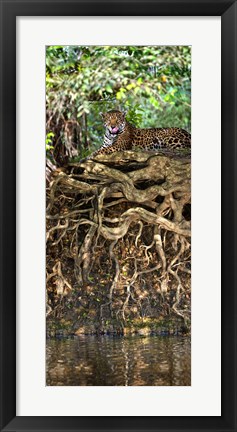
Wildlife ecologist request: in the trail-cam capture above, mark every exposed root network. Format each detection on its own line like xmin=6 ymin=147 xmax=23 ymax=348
xmin=46 ymin=150 xmax=191 ymax=330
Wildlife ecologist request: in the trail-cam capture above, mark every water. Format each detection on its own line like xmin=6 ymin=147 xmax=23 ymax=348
xmin=46 ymin=335 xmax=191 ymax=386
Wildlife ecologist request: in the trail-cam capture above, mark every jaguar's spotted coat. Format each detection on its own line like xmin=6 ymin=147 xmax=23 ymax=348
xmin=90 ymin=110 xmax=191 ymax=158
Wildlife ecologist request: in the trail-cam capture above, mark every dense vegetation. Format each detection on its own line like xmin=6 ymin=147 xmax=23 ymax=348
xmin=46 ymin=45 xmax=191 ymax=168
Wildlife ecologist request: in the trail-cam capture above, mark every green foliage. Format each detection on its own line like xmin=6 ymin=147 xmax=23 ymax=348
xmin=46 ymin=45 xmax=191 ymax=161
xmin=124 ymin=103 xmax=144 ymax=127
xmin=46 ymin=131 xmax=55 ymax=151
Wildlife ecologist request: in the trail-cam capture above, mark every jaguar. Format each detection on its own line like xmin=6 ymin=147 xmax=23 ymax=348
xmin=89 ymin=109 xmax=191 ymax=158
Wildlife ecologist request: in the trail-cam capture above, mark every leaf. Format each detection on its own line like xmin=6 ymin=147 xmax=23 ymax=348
xmin=149 ymin=96 xmax=159 ymax=108
xmin=46 ymin=144 xmax=54 ymax=151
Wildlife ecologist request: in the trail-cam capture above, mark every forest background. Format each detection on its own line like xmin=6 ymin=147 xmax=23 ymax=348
xmin=46 ymin=45 xmax=191 ymax=167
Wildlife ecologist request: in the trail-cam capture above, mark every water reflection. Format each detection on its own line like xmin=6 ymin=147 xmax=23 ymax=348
xmin=46 ymin=335 xmax=191 ymax=386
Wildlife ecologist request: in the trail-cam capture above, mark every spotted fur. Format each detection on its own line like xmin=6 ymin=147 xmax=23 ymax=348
xmin=91 ymin=109 xmax=191 ymax=157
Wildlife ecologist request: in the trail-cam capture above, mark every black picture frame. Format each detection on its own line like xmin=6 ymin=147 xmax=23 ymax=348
xmin=0 ymin=1 xmax=236 ymax=431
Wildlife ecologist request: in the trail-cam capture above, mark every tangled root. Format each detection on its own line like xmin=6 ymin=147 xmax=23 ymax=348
xmin=46 ymin=150 xmax=191 ymax=326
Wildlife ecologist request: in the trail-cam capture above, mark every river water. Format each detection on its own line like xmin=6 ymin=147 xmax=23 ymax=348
xmin=46 ymin=335 xmax=191 ymax=386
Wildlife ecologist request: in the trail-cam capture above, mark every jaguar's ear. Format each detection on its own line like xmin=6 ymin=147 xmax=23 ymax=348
xmin=99 ymin=112 xmax=104 ymax=118
xmin=122 ymin=110 xmax=127 ymax=118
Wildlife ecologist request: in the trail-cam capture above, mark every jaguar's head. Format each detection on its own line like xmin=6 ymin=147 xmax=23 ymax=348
xmin=100 ymin=110 xmax=127 ymax=136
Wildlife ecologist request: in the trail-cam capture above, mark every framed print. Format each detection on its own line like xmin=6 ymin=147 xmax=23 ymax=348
xmin=0 ymin=1 xmax=236 ymax=431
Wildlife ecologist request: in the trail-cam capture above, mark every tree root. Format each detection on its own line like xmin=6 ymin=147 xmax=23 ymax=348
xmin=46 ymin=150 xmax=191 ymax=325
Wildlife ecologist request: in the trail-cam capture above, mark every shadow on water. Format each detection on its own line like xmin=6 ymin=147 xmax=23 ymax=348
xmin=46 ymin=335 xmax=191 ymax=386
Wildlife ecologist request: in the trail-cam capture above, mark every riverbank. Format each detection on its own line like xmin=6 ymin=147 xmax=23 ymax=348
xmin=47 ymin=152 xmax=191 ymax=339
xmin=47 ymin=315 xmax=190 ymax=338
